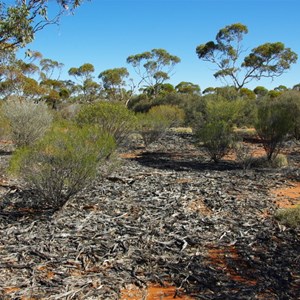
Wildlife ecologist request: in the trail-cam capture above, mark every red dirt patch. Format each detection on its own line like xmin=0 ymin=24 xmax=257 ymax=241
xmin=272 ymin=182 xmax=300 ymax=208
xmin=119 ymin=151 xmax=143 ymax=159
xmin=224 ymin=142 xmax=266 ymax=161
xmin=207 ymin=245 xmax=257 ymax=286
xmin=186 ymin=197 xmax=212 ymax=216
xmin=120 ymin=284 xmax=195 ymax=300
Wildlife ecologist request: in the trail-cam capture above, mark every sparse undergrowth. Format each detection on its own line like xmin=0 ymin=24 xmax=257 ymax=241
xmin=0 ymin=130 xmax=299 ymax=300
xmin=9 ymin=124 xmax=116 ymax=210
xmin=276 ymin=205 xmax=300 ymax=228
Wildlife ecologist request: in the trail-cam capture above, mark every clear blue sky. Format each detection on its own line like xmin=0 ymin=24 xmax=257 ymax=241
xmin=23 ymin=0 xmax=300 ymax=91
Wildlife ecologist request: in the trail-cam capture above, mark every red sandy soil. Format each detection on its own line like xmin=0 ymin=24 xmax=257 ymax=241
xmin=271 ymin=182 xmax=300 ymax=208
xmin=120 ymin=284 xmax=194 ymax=300
xmin=207 ymin=245 xmax=257 ymax=286
xmin=1 ymin=136 xmax=299 ymax=299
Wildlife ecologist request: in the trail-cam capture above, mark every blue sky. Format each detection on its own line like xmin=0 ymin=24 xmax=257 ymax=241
xmin=23 ymin=0 xmax=300 ymax=91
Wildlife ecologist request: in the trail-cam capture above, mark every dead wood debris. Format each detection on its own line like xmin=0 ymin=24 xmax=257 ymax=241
xmin=0 ymin=132 xmax=299 ymax=299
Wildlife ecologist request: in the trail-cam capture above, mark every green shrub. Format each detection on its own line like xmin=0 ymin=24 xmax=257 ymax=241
xmin=277 ymin=90 xmax=300 ymax=140
xmin=137 ymin=113 xmax=170 ymax=148
xmin=75 ymin=101 xmax=137 ymax=146
xmin=237 ymin=98 xmax=257 ymax=128
xmin=2 ymin=98 xmax=53 ymax=147
xmin=205 ymin=97 xmax=244 ymax=125
xmin=195 ymin=120 xmax=235 ymax=163
xmin=127 ymin=94 xmax=153 ymax=113
xmin=255 ymin=98 xmax=293 ymax=160
xmin=137 ymin=105 xmax=184 ymax=147
xmin=148 ymin=105 xmax=185 ymax=127
xmin=9 ymin=124 xmax=115 ymax=210
xmin=275 ymin=205 xmax=300 ymax=228
xmin=192 ymin=95 xmax=241 ymax=163
xmin=271 ymin=154 xmax=289 ymax=168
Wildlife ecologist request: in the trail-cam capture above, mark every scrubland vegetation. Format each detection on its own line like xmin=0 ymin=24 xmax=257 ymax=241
xmin=0 ymin=2 xmax=300 ymax=299
xmin=0 ymin=10 xmax=299 ymax=224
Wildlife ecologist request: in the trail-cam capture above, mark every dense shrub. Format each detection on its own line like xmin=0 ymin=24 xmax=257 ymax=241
xmin=277 ymin=90 xmax=300 ymax=140
xmin=205 ymin=97 xmax=244 ymax=125
xmin=75 ymin=101 xmax=137 ymax=146
xmin=9 ymin=125 xmax=115 ymax=210
xmin=127 ymin=94 xmax=153 ymax=113
xmin=237 ymin=98 xmax=257 ymax=128
xmin=192 ymin=95 xmax=244 ymax=162
xmin=2 ymin=98 xmax=53 ymax=147
xmin=137 ymin=105 xmax=184 ymax=147
xmin=148 ymin=105 xmax=185 ymax=127
xmin=255 ymin=98 xmax=293 ymax=160
xmin=195 ymin=120 xmax=235 ymax=163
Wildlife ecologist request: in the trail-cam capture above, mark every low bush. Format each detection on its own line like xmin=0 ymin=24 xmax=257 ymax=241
xmin=271 ymin=154 xmax=289 ymax=168
xmin=205 ymin=96 xmax=245 ymax=126
xmin=2 ymin=98 xmax=53 ymax=147
xmin=277 ymin=90 xmax=300 ymax=140
xmin=137 ymin=113 xmax=170 ymax=148
xmin=255 ymin=98 xmax=293 ymax=160
xmin=195 ymin=120 xmax=235 ymax=163
xmin=75 ymin=101 xmax=137 ymax=146
xmin=148 ymin=105 xmax=185 ymax=127
xmin=192 ymin=95 xmax=240 ymax=163
xmin=137 ymin=105 xmax=184 ymax=147
xmin=9 ymin=124 xmax=115 ymax=210
xmin=275 ymin=205 xmax=300 ymax=228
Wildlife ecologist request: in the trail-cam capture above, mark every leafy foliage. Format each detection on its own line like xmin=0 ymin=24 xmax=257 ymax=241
xmin=195 ymin=120 xmax=235 ymax=163
xmin=137 ymin=105 xmax=185 ymax=147
xmin=175 ymin=81 xmax=201 ymax=95
xmin=75 ymin=102 xmax=137 ymax=146
xmin=0 ymin=0 xmax=87 ymax=50
xmin=277 ymin=90 xmax=300 ymax=140
xmin=254 ymin=86 xmax=268 ymax=97
xmin=127 ymin=48 xmax=180 ymax=97
xmin=10 ymin=124 xmax=115 ymax=210
xmin=192 ymin=94 xmax=245 ymax=162
xmin=255 ymin=97 xmax=293 ymax=160
xmin=196 ymin=23 xmax=298 ymax=89
xmin=99 ymin=67 xmax=130 ymax=102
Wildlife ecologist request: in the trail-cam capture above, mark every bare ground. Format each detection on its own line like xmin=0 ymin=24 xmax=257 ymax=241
xmin=0 ymin=132 xmax=299 ymax=300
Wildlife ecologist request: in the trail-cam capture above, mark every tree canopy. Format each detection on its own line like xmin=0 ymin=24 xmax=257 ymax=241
xmin=127 ymin=48 xmax=180 ymax=97
xmin=196 ymin=23 xmax=298 ymax=89
xmin=0 ymin=0 xmax=87 ymax=51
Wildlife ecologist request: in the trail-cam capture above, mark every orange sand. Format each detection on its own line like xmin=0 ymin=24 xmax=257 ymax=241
xmin=272 ymin=182 xmax=300 ymax=208
xmin=120 ymin=284 xmax=195 ymax=300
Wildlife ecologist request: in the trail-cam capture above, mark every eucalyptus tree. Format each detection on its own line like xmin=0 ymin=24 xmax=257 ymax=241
xmin=274 ymin=85 xmax=288 ymax=92
xmin=0 ymin=52 xmax=41 ymax=99
xmin=40 ymin=58 xmax=64 ymax=80
xmin=196 ymin=23 xmax=298 ymax=90
xmin=293 ymin=84 xmax=300 ymax=91
xmin=0 ymin=0 xmax=88 ymax=51
xmin=68 ymin=63 xmax=95 ymax=82
xmin=127 ymin=48 xmax=180 ymax=97
xmin=98 ymin=67 xmax=130 ymax=102
xmin=68 ymin=63 xmax=100 ymax=102
xmin=175 ymin=81 xmax=201 ymax=95
xmin=253 ymin=86 xmax=268 ymax=97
